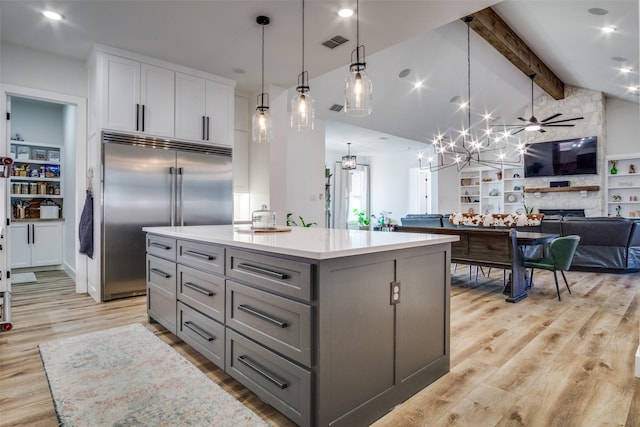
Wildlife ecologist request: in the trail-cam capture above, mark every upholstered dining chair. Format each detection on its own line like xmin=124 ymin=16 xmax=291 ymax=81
xmin=524 ymin=235 xmax=580 ymax=301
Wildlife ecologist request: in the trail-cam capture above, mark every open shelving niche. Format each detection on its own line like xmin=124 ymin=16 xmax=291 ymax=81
xmin=605 ymin=153 xmax=640 ymax=218
xmin=458 ymin=165 xmax=525 ymax=215
xmin=9 ymin=140 xmax=63 ymax=220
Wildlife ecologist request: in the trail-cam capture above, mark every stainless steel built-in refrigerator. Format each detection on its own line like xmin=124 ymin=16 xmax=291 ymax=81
xmin=101 ymin=132 xmax=232 ymax=301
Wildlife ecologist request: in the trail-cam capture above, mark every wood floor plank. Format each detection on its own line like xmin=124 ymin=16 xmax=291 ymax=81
xmin=1 ymin=269 xmax=638 ymax=427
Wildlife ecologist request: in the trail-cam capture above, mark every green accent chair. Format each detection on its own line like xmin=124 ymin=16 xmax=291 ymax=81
xmin=524 ymin=235 xmax=580 ymax=301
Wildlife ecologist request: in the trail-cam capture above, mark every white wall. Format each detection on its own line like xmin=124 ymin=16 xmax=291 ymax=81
xmin=10 ymin=98 xmax=64 ymax=143
xmin=63 ymin=105 xmax=76 ymax=275
xmin=606 ymin=97 xmax=640 ymax=156
xmin=1 ymin=43 xmax=87 ymax=98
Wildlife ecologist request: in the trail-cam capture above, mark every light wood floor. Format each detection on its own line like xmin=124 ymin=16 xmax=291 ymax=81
xmin=0 ymin=269 xmax=638 ymax=426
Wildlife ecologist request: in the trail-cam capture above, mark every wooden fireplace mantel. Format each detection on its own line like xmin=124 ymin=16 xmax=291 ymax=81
xmin=524 ymin=185 xmax=600 ymax=193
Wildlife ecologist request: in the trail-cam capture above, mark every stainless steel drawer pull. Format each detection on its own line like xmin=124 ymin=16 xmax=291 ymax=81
xmin=237 ymin=304 xmax=288 ymax=328
xmin=150 ymin=268 xmax=171 ymax=279
xmin=236 ymin=263 xmax=289 ymax=280
xmin=150 ymin=242 xmax=171 ymax=250
xmin=237 ymin=355 xmax=288 ymax=389
xmin=184 ymin=321 xmax=215 ymax=342
xmin=183 ymin=281 xmax=214 ymax=297
xmin=183 ymin=250 xmax=214 ymax=261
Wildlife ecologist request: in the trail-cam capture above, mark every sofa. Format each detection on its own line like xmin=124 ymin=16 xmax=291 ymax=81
xmin=399 ymin=214 xmax=640 ymax=273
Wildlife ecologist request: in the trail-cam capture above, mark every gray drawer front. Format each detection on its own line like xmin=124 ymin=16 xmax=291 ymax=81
xmin=227 ymin=249 xmax=312 ymax=301
xmin=177 ymin=265 xmax=224 ymax=323
xmin=226 ymin=281 xmax=311 ymax=366
xmin=226 ymin=329 xmax=311 ymax=427
xmin=146 ymin=255 xmax=176 ymax=297
xmin=146 ymin=234 xmax=176 ymax=261
xmin=177 ymin=302 xmax=225 ymax=368
xmin=147 ymin=284 xmax=176 ymax=334
xmin=178 ymin=240 xmax=225 ymax=275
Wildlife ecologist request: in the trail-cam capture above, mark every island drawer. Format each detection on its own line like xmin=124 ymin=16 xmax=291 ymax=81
xmin=226 ymin=329 xmax=311 ymax=427
xmin=226 ymin=280 xmax=311 ymax=367
xmin=146 ymin=255 xmax=176 ymax=297
xmin=177 ymin=240 xmax=225 ymax=275
xmin=226 ymin=249 xmax=312 ymax=302
xmin=177 ymin=265 xmax=225 ymax=323
xmin=146 ymin=234 xmax=176 ymax=261
xmin=177 ymin=301 xmax=225 ymax=368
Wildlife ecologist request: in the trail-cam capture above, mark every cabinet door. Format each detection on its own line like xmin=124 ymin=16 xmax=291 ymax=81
xmin=103 ymin=54 xmax=140 ymax=132
xmin=175 ymin=72 xmax=207 ymax=141
xmin=205 ymin=80 xmax=232 ymax=145
xmin=10 ymin=223 xmax=30 ymax=269
xmin=31 ymin=222 xmax=63 ymax=267
xmin=140 ymin=64 xmax=175 ymax=137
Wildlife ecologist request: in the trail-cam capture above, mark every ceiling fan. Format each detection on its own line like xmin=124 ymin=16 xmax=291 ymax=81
xmin=501 ymin=73 xmax=584 ymax=135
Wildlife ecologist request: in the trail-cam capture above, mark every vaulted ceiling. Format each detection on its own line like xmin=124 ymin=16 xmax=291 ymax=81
xmin=1 ymin=1 xmax=638 ymax=155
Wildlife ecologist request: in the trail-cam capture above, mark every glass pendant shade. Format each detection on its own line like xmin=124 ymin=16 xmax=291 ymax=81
xmin=344 ymin=67 xmax=373 ymax=116
xmin=252 ymin=16 xmax=273 ymax=143
xmin=252 ymin=105 xmax=272 ymax=143
xmin=291 ymin=84 xmax=315 ymax=131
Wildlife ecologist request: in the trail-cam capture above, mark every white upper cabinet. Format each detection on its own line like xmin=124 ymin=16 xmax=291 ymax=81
xmin=93 ymin=47 xmax=235 ymax=146
xmin=103 ymin=54 xmax=175 ymax=138
xmin=140 ymin=64 xmax=175 ymax=137
xmin=175 ymin=73 xmax=207 ymax=141
xmin=175 ymin=72 xmax=233 ymax=146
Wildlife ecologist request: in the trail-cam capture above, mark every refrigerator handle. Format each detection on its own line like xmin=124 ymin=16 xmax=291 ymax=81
xmin=178 ymin=167 xmax=184 ymax=226
xmin=169 ymin=167 xmax=176 ymax=226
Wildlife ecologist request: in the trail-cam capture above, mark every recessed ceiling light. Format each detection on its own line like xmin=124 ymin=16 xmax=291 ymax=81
xmin=601 ymin=25 xmax=616 ymax=33
xmin=398 ymin=68 xmax=411 ymax=78
xmin=620 ymin=66 xmax=633 ymax=73
xmin=413 ymin=81 xmax=423 ymax=89
xmin=449 ymin=95 xmax=460 ymax=104
xmin=337 ymin=8 xmax=354 ymax=18
xmin=612 ymin=56 xmax=627 ymax=62
xmin=232 ymin=68 xmax=246 ymax=74
xmin=588 ymin=8 xmax=608 ymax=16
xmin=42 ymin=10 xmax=63 ymax=20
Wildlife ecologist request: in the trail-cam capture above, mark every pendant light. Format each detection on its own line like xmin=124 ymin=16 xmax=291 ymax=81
xmin=252 ymin=16 xmax=273 ymax=143
xmin=344 ymin=0 xmax=372 ymax=117
xmin=341 ymin=142 xmax=357 ymax=170
xmin=291 ymin=0 xmax=315 ymax=131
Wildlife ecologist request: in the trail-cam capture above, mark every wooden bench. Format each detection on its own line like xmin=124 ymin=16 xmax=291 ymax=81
xmin=396 ymin=226 xmax=518 ymax=270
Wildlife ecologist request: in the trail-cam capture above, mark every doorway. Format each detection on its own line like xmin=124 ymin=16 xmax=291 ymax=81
xmin=1 ymin=84 xmax=87 ymax=294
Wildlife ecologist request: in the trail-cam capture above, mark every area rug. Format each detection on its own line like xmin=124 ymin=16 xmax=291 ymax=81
xmin=12 ymin=272 xmax=36 ymax=284
xmin=39 ymin=323 xmax=269 ymax=426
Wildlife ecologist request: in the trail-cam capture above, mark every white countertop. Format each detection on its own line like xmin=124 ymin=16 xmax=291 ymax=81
xmin=143 ymin=225 xmax=458 ymax=260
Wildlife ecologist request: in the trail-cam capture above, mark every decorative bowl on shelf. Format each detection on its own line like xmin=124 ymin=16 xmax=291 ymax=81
xmin=507 ymin=194 xmax=517 ymax=203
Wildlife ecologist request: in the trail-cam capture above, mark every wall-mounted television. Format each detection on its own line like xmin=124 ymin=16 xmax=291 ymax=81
xmin=523 ymin=136 xmax=597 ymax=178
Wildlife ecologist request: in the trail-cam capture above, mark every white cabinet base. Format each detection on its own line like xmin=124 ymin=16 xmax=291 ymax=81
xmin=10 ymin=221 xmax=63 ymax=269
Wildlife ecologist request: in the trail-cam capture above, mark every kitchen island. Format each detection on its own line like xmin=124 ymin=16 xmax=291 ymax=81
xmin=143 ymin=225 xmax=457 ymax=427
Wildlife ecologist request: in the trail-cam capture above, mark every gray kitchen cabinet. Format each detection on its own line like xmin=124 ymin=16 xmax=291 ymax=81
xmin=146 ymin=254 xmax=177 ymax=334
xmin=145 ymin=231 xmax=451 ymax=427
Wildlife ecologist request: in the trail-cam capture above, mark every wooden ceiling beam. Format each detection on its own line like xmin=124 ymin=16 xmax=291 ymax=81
xmin=464 ymin=7 xmax=565 ymax=100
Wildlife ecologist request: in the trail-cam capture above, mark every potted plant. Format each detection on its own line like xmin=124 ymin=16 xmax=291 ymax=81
xmin=353 ymin=209 xmax=371 ymax=230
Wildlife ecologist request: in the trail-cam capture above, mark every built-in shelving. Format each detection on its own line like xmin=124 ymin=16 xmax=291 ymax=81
xmin=605 ymin=153 xmax=640 ymax=218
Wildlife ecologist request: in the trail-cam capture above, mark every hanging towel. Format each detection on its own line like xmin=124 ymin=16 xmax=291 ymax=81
xmin=79 ymin=190 xmax=94 ymax=259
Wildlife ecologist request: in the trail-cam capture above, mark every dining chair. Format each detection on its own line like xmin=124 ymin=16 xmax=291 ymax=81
xmin=524 ymin=235 xmax=580 ymax=301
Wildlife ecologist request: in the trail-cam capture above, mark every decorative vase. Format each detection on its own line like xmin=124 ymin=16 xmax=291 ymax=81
xmin=610 ymin=160 xmax=618 ymax=175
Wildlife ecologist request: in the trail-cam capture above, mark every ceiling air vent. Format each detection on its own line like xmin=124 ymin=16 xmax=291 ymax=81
xmin=322 ymin=35 xmax=349 ymax=49
xmin=329 ymin=104 xmax=344 ymax=112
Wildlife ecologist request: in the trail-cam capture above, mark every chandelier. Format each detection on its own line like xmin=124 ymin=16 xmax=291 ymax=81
xmin=341 ymin=142 xmax=357 ymax=170
xmin=419 ymin=17 xmax=524 ymax=172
